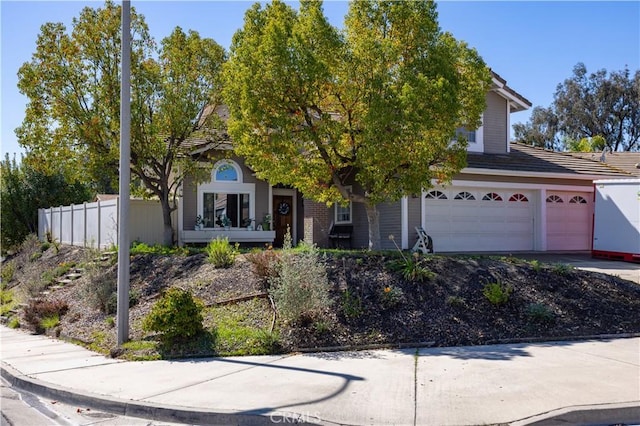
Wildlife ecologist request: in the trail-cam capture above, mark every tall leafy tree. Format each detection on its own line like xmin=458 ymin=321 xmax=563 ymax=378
xmin=16 ymin=1 xmax=226 ymax=245
xmin=514 ymin=63 xmax=640 ymax=152
xmin=1 ymin=154 xmax=93 ymax=252
xmin=513 ymin=106 xmax=560 ymax=150
xmin=224 ymin=0 xmax=490 ymax=249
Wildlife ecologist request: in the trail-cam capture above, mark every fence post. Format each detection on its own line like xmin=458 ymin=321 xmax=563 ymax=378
xmin=97 ymin=200 xmax=101 ymax=249
xmin=83 ymin=202 xmax=88 ymax=248
xmin=59 ymin=205 xmax=63 ymax=242
xmin=70 ymin=204 xmax=74 ymax=246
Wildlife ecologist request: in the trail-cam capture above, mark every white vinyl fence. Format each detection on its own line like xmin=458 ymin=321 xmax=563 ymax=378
xmin=38 ymin=198 xmax=177 ymax=249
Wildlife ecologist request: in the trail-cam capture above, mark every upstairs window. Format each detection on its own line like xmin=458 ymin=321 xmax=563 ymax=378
xmin=454 ymin=127 xmax=476 ymax=143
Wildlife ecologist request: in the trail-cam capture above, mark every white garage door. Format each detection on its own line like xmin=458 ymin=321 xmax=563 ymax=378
xmin=423 ymin=187 xmax=534 ymax=252
xmin=546 ymin=191 xmax=593 ymax=251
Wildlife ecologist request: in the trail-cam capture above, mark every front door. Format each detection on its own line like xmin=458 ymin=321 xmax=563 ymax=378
xmin=273 ymin=195 xmax=293 ymax=247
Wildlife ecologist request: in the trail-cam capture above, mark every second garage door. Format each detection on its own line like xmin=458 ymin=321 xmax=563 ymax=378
xmin=423 ymin=187 xmax=534 ymax=252
xmin=546 ymin=191 xmax=593 ymax=251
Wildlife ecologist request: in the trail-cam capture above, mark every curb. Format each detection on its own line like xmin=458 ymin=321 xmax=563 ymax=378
xmin=0 ymin=362 xmax=306 ymax=426
xmin=510 ymin=401 xmax=640 ymax=425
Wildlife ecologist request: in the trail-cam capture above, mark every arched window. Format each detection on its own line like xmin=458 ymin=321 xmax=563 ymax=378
xmin=509 ymin=193 xmax=529 ymax=202
xmin=425 ymin=190 xmax=447 ymax=200
xmin=198 ymin=160 xmax=253 ymax=228
xmin=546 ymin=195 xmax=563 ymax=203
xmin=482 ymin=192 xmax=503 ymax=201
xmin=454 ymin=191 xmax=475 ymax=200
xmin=569 ymin=195 xmax=587 ymax=204
xmin=213 ymin=160 xmax=241 ymax=182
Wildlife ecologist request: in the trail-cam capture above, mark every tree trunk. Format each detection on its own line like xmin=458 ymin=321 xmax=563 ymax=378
xmin=364 ymin=202 xmax=381 ymax=251
xmin=159 ymin=196 xmax=174 ymax=246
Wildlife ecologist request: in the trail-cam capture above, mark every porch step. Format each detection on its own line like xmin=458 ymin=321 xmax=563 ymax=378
xmin=56 ymin=278 xmax=73 ymax=285
xmin=65 ymin=273 xmax=83 ymax=280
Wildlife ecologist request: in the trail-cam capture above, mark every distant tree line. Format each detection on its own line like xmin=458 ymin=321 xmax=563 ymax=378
xmin=513 ymin=63 xmax=640 ymax=152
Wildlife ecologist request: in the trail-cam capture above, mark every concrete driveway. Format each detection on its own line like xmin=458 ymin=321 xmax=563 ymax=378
xmin=512 ymin=252 xmax=640 ymax=285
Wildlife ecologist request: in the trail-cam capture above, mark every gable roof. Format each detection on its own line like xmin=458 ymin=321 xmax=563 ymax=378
xmin=491 ymin=71 xmax=532 ymax=113
xmin=464 ymin=143 xmax=631 ymax=178
xmin=568 ymin=151 xmax=640 ymax=177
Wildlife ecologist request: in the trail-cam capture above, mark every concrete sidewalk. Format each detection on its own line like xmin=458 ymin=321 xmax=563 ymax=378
xmin=1 ymin=327 xmax=639 ymax=425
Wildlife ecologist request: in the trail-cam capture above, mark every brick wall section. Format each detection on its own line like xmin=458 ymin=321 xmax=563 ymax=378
xmin=303 ymin=199 xmax=331 ymax=247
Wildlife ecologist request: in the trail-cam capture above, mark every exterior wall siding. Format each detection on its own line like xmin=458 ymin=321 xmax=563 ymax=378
xmin=408 ymin=196 xmax=422 ymax=249
xmin=483 ymin=92 xmax=508 ymax=154
xmin=183 ymin=175 xmax=197 ymax=231
xmin=377 ymin=201 xmax=402 ymax=250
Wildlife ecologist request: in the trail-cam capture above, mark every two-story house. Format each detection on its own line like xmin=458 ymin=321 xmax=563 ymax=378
xmin=177 ymin=72 xmax=630 ymax=252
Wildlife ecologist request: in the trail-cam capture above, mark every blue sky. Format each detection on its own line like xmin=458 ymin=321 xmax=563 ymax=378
xmin=1 ymin=1 xmax=639 ymax=157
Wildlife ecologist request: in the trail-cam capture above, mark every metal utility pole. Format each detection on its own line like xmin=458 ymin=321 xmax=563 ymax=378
xmin=117 ymin=0 xmax=131 ymax=345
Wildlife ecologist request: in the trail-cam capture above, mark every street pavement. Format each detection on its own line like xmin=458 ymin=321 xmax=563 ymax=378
xmin=1 ymin=327 xmax=639 ymax=425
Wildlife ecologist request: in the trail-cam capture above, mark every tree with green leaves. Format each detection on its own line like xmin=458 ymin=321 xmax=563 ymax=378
xmin=1 ymin=154 xmax=93 ymax=252
xmin=224 ymin=0 xmax=490 ymax=249
xmin=514 ymin=63 xmax=639 ymax=152
xmin=16 ymin=1 xmax=226 ymax=245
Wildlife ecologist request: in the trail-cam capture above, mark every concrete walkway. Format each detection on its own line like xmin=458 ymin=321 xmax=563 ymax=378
xmin=1 ymin=327 xmax=639 ymax=425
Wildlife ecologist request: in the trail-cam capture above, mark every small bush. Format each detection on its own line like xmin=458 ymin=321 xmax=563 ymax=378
xmin=81 ymin=267 xmax=116 ymax=313
xmin=446 ymin=295 xmax=467 ymax=308
xmin=8 ymin=317 xmax=20 ymax=329
xmin=380 ymin=286 xmax=405 ymax=309
xmin=30 ymin=252 xmax=42 ymax=262
xmin=269 ymin=241 xmax=332 ymax=323
xmin=246 ymin=249 xmax=280 ymax=289
xmin=40 ymin=242 xmax=51 ymax=252
xmin=526 ymin=303 xmax=555 ymax=323
xmin=23 ymin=299 xmax=68 ymax=334
xmin=40 ymin=314 xmax=60 ymax=330
xmin=1 ymin=261 xmax=16 ymax=285
xmin=205 ymin=237 xmax=239 ymax=268
xmin=341 ymin=287 xmax=363 ymax=319
xmin=529 ymin=259 xmax=542 ymax=272
xmin=482 ymin=281 xmax=512 ymax=306
xmin=142 ymin=287 xmax=204 ymax=344
xmin=552 ymin=263 xmax=574 ymax=276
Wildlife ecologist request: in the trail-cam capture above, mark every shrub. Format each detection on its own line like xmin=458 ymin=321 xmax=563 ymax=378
xmin=81 ymin=267 xmax=116 ymax=313
xmin=526 ymin=302 xmax=555 ymax=323
xmin=552 ymin=263 xmax=574 ymax=276
xmin=40 ymin=242 xmax=51 ymax=252
xmin=1 ymin=261 xmax=16 ymax=285
xmin=246 ymin=248 xmax=280 ymax=289
xmin=40 ymin=314 xmax=60 ymax=330
xmin=142 ymin=287 xmax=204 ymax=344
xmin=8 ymin=317 xmax=20 ymax=329
xmin=23 ymin=299 xmax=68 ymax=334
xmin=269 ymin=241 xmax=332 ymax=323
xmin=529 ymin=259 xmax=542 ymax=272
xmin=482 ymin=281 xmax=512 ymax=306
xmin=446 ymin=295 xmax=467 ymax=308
xmin=380 ymin=286 xmax=405 ymax=309
xmin=341 ymin=287 xmax=363 ymax=319
xmin=205 ymin=237 xmax=239 ymax=268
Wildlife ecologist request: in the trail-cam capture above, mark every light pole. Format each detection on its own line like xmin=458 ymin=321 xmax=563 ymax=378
xmin=117 ymin=0 xmax=131 ymax=345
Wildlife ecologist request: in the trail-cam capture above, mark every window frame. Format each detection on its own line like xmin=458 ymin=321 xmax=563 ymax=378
xmin=197 ymin=160 xmax=255 ymax=229
xmin=334 ymin=186 xmax=353 ymax=224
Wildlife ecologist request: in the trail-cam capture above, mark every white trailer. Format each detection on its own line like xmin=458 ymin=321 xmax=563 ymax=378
xmin=592 ymin=179 xmax=640 ymax=263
